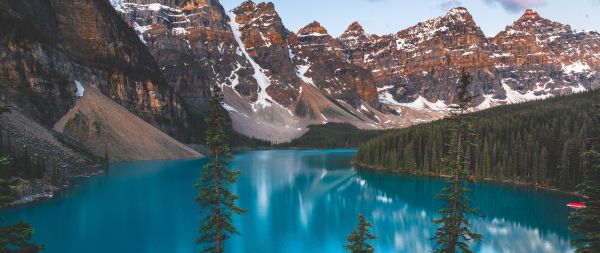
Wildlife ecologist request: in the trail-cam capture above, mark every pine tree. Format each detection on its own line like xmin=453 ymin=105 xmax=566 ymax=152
xmin=559 ymin=141 xmax=575 ymax=190
xmin=539 ymin=147 xmax=550 ymax=184
xmin=570 ymin=106 xmax=600 ymax=253
xmin=569 ymin=148 xmax=600 ymax=252
xmin=0 ymin=156 xmax=13 ymax=205
xmin=344 ymin=213 xmax=377 ymax=253
xmin=195 ymin=84 xmax=245 ymax=253
xmin=432 ymin=70 xmax=482 ymax=253
xmin=0 ymin=221 xmax=43 ymax=252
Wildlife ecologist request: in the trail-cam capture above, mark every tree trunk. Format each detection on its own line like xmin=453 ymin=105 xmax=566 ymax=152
xmin=215 ymin=152 xmax=222 ymax=253
xmin=449 ymin=117 xmax=463 ymax=253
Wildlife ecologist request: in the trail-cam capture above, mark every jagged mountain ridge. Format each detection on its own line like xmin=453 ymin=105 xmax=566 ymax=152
xmin=341 ymin=7 xmax=600 ymax=110
xmin=111 ymin=0 xmax=600 ymax=141
xmin=113 ymin=0 xmax=390 ymax=142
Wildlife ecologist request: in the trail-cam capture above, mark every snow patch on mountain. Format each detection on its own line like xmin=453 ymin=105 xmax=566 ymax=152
xmin=572 ymin=84 xmax=588 ymax=93
xmin=502 ymin=82 xmax=552 ymax=104
xmin=147 ymin=3 xmax=168 ymax=11
xmin=172 ymin=27 xmax=189 ymax=36
xmin=562 ymin=61 xmax=591 ymax=74
xmin=296 ymin=64 xmax=315 ymax=86
xmin=75 ymin=81 xmax=85 ymax=97
xmin=400 ymin=96 xmax=449 ymax=111
xmin=476 ymin=94 xmax=495 ymax=110
xmin=298 ymin=33 xmax=328 ymax=38
xmin=132 ymin=22 xmax=151 ymax=43
xmin=109 ymin=0 xmax=127 ymax=12
xmin=227 ymin=11 xmax=274 ymax=111
xmin=378 ymin=91 xmax=401 ymax=106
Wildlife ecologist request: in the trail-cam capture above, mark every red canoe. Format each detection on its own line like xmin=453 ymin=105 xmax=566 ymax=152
xmin=567 ymin=202 xmax=586 ymax=209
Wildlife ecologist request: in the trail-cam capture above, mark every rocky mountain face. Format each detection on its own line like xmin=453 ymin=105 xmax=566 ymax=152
xmin=109 ymin=1 xmax=600 ymax=140
xmin=231 ymin=1 xmax=300 ymax=106
xmin=2 ymin=0 xmax=595 ymax=158
xmin=293 ymin=21 xmax=379 ymax=109
xmin=339 ymin=8 xmax=600 ymax=111
xmin=111 ymin=0 xmax=246 ymax=110
xmin=0 ymin=0 xmax=186 ymax=135
xmin=113 ymin=0 xmax=386 ymax=141
xmin=487 ymin=9 xmax=600 ymax=104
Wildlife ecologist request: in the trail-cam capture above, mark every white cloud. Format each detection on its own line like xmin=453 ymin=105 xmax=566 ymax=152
xmin=483 ymin=0 xmax=546 ymax=13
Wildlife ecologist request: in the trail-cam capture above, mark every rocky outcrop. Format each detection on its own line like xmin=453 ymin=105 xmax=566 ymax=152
xmin=338 ymin=21 xmax=378 ymax=64
xmin=488 ymin=9 xmax=600 ymax=102
xmin=0 ymin=107 xmax=102 ymax=204
xmin=113 ymin=0 xmax=248 ymax=109
xmin=231 ymin=1 xmax=300 ymax=106
xmin=338 ymin=8 xmax=600 ymax=110
xmin=293 ymin=21 xmax=379 ymax=108
xmin=0 ymin=108 xmax=100 ymax=186
xmin=0 ymin=0 xmax=185 ymax=136
xmin=340 ymin=8 xmax=497 ymax=105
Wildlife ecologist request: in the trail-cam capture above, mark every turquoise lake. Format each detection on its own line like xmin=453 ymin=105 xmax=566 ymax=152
xmin=1 ymin=150 xmax=575 ymax=252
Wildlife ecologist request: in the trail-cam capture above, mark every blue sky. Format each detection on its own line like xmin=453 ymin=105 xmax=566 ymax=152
xmin=219 ymin=0 xmax=600 ymax=37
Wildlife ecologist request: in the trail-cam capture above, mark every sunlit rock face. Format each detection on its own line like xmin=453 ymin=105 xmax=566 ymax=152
xmin=293 ymin=21 xmax=380 ymax=109
xmin=112 ymin=0 xmax=246 ymax=109
xmin=231 ymin=0 xmax=301 ymax=106
xmin=489 ymin=9 xmax=600 ymax=102
xmin=337 ymin=8 xmax=600 ymax=109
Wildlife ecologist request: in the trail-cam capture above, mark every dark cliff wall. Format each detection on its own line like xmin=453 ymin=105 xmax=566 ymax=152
xmin=0 ymin=0 xmax=186 ymax=136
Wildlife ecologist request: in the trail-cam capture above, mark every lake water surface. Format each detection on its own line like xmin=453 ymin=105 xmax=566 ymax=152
xmin=1 ymin=150 xmax=575 ymax=252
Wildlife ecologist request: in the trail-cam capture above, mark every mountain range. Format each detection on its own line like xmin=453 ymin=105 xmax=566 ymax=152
xmin=1 ymin=0 xmax=599 ymax=164
xmin=109 ymin=0 xmax=600 ymax=142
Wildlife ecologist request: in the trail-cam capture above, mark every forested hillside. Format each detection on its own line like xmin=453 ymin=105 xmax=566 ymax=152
xmin=355 ymin=90 xmax=600 ymax=191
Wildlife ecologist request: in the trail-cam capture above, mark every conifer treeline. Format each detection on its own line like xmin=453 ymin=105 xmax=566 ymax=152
xmin=355 ymin=90 xmax=600 ymax=191
xmin=278 ymin=123 xmax=384 ymax=149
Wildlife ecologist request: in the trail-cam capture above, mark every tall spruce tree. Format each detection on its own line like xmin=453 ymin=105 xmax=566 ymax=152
xmin=344 ymin=213 xmax=377 ymax=253
xmin=570 ymin=106 xmax=600 ymax=253
xmin=432 ymin=70 xmax=482 ymax=253
xmin=195 ymin=84 xmax=245 ymax=253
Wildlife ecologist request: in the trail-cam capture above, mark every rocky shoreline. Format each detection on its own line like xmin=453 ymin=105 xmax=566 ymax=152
xmin=3 ymin=168 xmax=106 ymax=207
xmin=0 ymin=109 xmax=106 ymax=207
